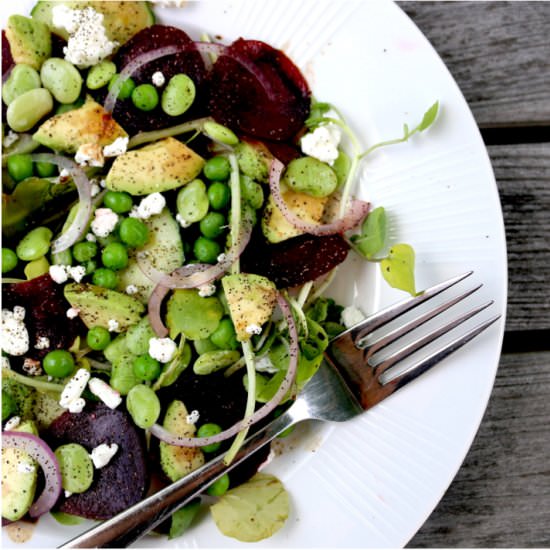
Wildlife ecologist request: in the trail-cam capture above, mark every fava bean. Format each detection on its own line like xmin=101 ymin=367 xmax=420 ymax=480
xmin=24 ymin=256 xmax=50 ymax=280
xmin=54 ymin=444 xmax=94 ymax=494
xmin=282 ymin=156 xmax=338 ymax=198
xmin=161 ymin=74 xmax=195 ymax=117
xmin=2 ymin=64 xmax=41 ymax=105
xmin=203 ymin=121 xmax=239 ymax=146
xmin=109 ymin=355 xmax=139 ymax=395
xmin=240 ymin=175 xmax=264 ymax=209
xmin=176 ymin=179 xmax=209 ymax=224
xmin=126 ymin=384 xmax=161 ymax=429
xmin=209 ymin=318 xmax=239 ymax=350
xmin=40 ymin=58 xmax=83 ymax=104
xmin=2 ymin=248 xmax=18 ymax=273
xmin=6 ymin=88 xmax=53 ymax=132
xmin=86 ymin=60 xmax=116 ymax=90
xmin=16 ymin=226 xmax=53 ymax=261
xmin=193 ymin=350 xmax=241 ymax=375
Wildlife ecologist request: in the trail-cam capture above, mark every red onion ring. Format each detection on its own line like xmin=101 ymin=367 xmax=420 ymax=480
xmin=147 ymin=283 xmax=171 ymax=338
xmin=269 ymin=158 xmax=370 ymax=236
xmin=30 ymin=153 xmax=92 ymax=254
xmin=2 ymin=431 xmax=62 ymax=518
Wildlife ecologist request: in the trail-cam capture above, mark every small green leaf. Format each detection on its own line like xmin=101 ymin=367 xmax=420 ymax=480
xmin=152 ymin=340 xmax=192 ymax=390
xmin=417 ymin=101 xmax=439 ymax=132
xmin=352 ymin=206 xmax=387 ymax=259
xmin=305 ymin=101 xmax=332 ymax=127
xmin=169 ymin=499 xmax=201 ymax=539
xmin=380 ymin=243 xmax=417 ymax=295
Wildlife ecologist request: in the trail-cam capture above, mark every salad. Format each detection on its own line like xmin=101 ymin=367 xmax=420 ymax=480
xmin=1 ymin=0 xmax=438 ymax=544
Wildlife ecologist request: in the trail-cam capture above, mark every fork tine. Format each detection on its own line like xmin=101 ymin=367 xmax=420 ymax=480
xmin=373 ymin=300 xmax=494 ymax=377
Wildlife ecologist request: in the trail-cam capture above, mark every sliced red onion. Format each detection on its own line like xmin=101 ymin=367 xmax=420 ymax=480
xmin=31 ymin=153 xmax=92 ymax=254
xmin=193 ymin=41 xmax=227 ymax=70
xmin=147 ymin=283 xmax=171 ymax=338
xmin=150 ymin=293 xmax=299 ymax=447
xmin=2 ymin=431 xmax=62 ymax=518
xmin=269 ymin=159 xmax=370 ymax=236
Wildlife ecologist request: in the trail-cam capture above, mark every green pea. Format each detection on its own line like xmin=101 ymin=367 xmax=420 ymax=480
xmin=282 ymin=156 xmax=338 ymax=198
xmin=2 ymin=248 xmax=18 ymax=274
xmin=2 ymin=64 xmax=41 ymax=105
xmin=203 ymin=156 xmax=231 ymax=181
xmin=240 ymin=175 xmax=264 ymax=209
xmin=119 ymin=217 xmax=149 ymax=248
xmin=203 ymin=121 xmax=239 ymax=146
xmin=193 ymin=236 xmax=221 ymax=264
xmin=207 ymin=182 xmax=230 ymax=210
xmin=16 ymin=226 xmax=53 ymax=261
xmin=176 ymin=179 xmax=209 ymax=224
xmin=43 ymin=350 xmax=75 ymax=378
xmin=103 ymin=191 xmax=133 ymax=214
xmin=108 ymin=74 xmax=135 ymax=100
xmin=199 ymin=212 xmax=226 ymax=239
xmin=209 ymin=318 xmax=239 ymax=350
xmin=131 ymin=83 xmax=159 ymax=112
xmin=24 ymin=256 xmax=49 ymax=280
xmin=101 ymin=242 xmax=128 ymax=270
xmin=192 ymin=350 xmax=241 ymax=375
xmin=7 ymin=153 xmax=33 ymax=182
xmin=197 ymin=423 xmax=223 ymax=453
xmin=55 ymin=444 xmax=94 ymax=494
xmin=86 ymin=60 xmax=117 ymax=90
xmin=35 ymin=160 xmax=57 ymax=178
xmin=161 ymin=74 xmax=195 ymax=117
xmin=92 ymin=267 xmax=118 ymax=289
xmin=40 ymin=58 xmax=83 ymax=104
xmin=72 ymin=241 xmax=98 ymax=263
xmin=2 ymin=390 xmax=17 ymax=421
xmin=206 ymin=473 xmax=230 ymax=496
xmin=133 ymin=354 xmax=161 ymax=382
xmin=86 ymin=326 xmax=111 ymax=351
xmin=126 ymin=384 xmax=161 ymax=429
xmin=6 ymin=88 xmax=54 ymax=132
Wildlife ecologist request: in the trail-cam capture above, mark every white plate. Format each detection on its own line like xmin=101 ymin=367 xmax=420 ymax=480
xmin=2 ymin=0 xmax=507 ymax=547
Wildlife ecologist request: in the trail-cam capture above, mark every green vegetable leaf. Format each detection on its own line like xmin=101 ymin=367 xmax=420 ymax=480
xmin=169 ymin=500 xmax=201 ymax=539
xmin=352 ymin=206 xmax=387 ymax=259
xmin=152 ymin=340 xmax=192 ymax=391
xmin=380 ymin=243 xmax=417 ymax=295
xmin=417 ymin=101 xmax=440 ymax=132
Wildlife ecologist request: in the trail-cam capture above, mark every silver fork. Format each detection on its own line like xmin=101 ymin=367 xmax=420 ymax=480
xmin=59 ymin=271 xmax=500 ymax=548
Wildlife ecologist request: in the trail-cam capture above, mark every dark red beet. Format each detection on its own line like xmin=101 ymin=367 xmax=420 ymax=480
xmin=105 ymin=25 xmax=208 ymax=134
xmin=209 ymin=39 xmax=311 ymax=142
xmin=241 ymin=232 xmax=350 ymax=288
xmin=48 ymin=403 xmax=148 ymax=520
xmin=2 ymin=30 xmax=14 ymax=76
xmin=2 ymin=274 xmax=84 ymax=360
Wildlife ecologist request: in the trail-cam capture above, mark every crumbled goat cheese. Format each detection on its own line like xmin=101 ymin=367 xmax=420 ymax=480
xmin=175 ymin=213 xmax=191 ymax=228
xmin=17 ymin=461 xmax=36 ymax=474
xmin=245 ymin=323 xmax=263 ymax=335
xmin=108 ymin=319 xmax=120 ymax=332
xmin=75 ymin=143 xmax=105 ymax=167
xmin=68 ymin=397 xmax=86 ymax=413
xmin=149 ymin=337 xmax=177 ymax=363
xmin=35 ymin=336 xmax=50 ymax=350
xmin=88 ymin=377 xmax=122 ymax=409
xmin=300 ymin=124 xmax=342 ymax=165
xmin=3 ymin=130 xmax=19 ymax=148
xmin=103 ymin=136 xmax=129 ymax=157
xmin=90 ymin=443 xmax=118 ymax=469
xmin=90 ymin=181 xmax=101 ymax=197
xmin=254 ymin=355 xmax=279 ymax=374
xmin=151 ymin=71 xmax=166 ymax=87
xmin=130 ymin=193 xmax=166 ymax=220
xmin=4 ymin=416 xmax=21 ymax=431
xmin=49 ymin=264 xmax=69 ymax=284
xmin=86 ymin=233 xmax=97 ymax=242
xmin=198 ymin=283 xmax=217 ymax=297
xmin=66 ymin=307 xmax=80 ymax=319
xmin=125 ymin=284 xmax=138 ymax=295
xmin=341 ymin=305 xmax=365 ymax=329
xmin=186 ymin=410 xmax=200 ymax=425
xmin=91 ymin=208 xmax=119 ymax=237
xmin=59 ymin=368 xmax=90 ymax=409
xmin=52 ymin=5 xmax=118 ymax=68
xmin=1 ymin=307 xmax=30 ymax=356
xmin=65 ymin=490 xmax=73 ymax=498
xmin=23 ymin=358 xmax=42 ymax=376
xmin=68 ymin=265 xmax=86 ymax=283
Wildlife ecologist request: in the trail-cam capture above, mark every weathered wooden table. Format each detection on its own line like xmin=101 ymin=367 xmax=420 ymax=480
xmin=397 ymin=2 xmax=550 ymax=547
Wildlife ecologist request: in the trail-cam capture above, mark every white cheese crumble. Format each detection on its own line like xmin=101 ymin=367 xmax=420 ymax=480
xmin=198 ymin=283 xmax=216 ymax=297
xmin=300 ymin=124 xmax=342 ymax=165
xmin=68 ymin=397 xmax=86 ymax=413
xmin=75 ymin=143 xmax=105 ymax=167
xmin=66 ymin=307 xmax=80 ymax=319
xmin=103 ymin=136 xmax=129 ymax=158
xmin=341 ymin=305 xmax=365 ymax=329
xmin=4 ymin=416 xmax=21 ymax=431
xmin=186 ymin=410 xmax=200 ymax=425
xmin=90 ymin=443 xmax=118 ymax=469
xmin=86 ymin=233 xmax=97 ymax=243
xmin=59 ymin=368 xmax=90 ymax=410
xmin=125 ymin=284 xmax=139 ymax=295
xmin=245 ymin=323 xmax=263 ymax=336
xmin=151 ymin=71 xmax=166 ymax=87
xmin=91 ymin=208 xmax=119 ymax=237
xmin=1 ymin=306 xmax=30 ymax=356
xmin=148 ymin=337 xmax=177 ymax=363
xmin=52 ymin=5 xmax=118 ymax=68
xmin=65 ymin=490 xmax=73 ymax=498
xmin=49 ymin=264 xmax=69 ymax=284
xmin=108 ymin=319 xmax=120 ymax=332
xmin=90 ymin=181 xmax=102 ymax=198
xmin=130 ymin=193 xmax=166 ymax=220
xmin=175 ymin=213 xmax=191 ymax=228
xmin=68 ymin=265 xmax=86 ymax=283
xmin=34 ymin=336 xmax=51 ymax=350
xmin=88 ymin=377 xmax=122 ymax=409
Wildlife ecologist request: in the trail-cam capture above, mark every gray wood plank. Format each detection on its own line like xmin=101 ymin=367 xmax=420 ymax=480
xmin=488 ymin=143 xmax=550 ymax=332
xmin=399 ymin=2 xmax=550 ymax=128
xmin=408 ymin=351 xmax=550 ymax=548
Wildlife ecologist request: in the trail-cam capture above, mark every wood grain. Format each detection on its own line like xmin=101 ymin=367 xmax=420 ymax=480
xmin=398 ymin=2 xmax=550 ymax=128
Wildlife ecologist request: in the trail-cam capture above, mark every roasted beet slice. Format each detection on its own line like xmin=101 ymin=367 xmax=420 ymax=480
xmin=209 ymin=39 xmax=311 ymax=142
xmin=48 ymin=403 xmax=148 ymax=520
xmin=2 ymin=30 xmax=14 ymax=76
xmin=241 ymin=232 xmax=350 ymax=288
xmin=105 ymin=25 xmax=208 ymax=134
xmin=2 ymin=274 xmax=84 ymax=360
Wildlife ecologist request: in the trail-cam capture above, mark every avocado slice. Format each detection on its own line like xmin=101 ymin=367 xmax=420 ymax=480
xmin=105 ymin=137 xmax=205 ymax=195
xmin=221 ymin=273 xmax=277 ymax=342
xmin=1 ymin=420 xmax=39 ymax=522
xmin=33 ymin=96 xmax=128 ymax=153
xmin=5 ymin=15 xmax=51 ymax=70
xmin=159 ymin=400 xmax=205 ymax=482
xmin=261 ymin=190 xmax=328 ymax=243
xmin=31 ymin=1 xmax=155 ymax=46
xmin=63 ymin=282 xmax=145 ymax=331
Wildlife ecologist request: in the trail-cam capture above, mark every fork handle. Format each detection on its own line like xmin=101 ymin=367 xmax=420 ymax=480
xmin=59 ymin=411 xmax=298 ymax=548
